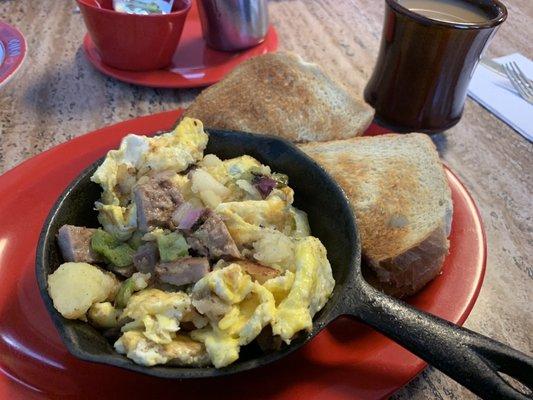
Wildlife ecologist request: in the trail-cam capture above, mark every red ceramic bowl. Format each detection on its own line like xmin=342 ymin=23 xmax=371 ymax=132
xmin=77 ymin=0 xmax=192 ymax=71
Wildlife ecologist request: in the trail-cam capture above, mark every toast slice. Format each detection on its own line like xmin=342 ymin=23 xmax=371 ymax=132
xmin=183 ymin=52 xmax=374 ymax=143
xmin=300 ymin=134 xmax=453 ymax=298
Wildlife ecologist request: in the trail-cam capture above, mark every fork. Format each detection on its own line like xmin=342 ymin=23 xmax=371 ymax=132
xmin=503 ymin=61 xmax=533 ymax=105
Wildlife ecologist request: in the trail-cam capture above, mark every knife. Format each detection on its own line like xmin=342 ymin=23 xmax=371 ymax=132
xmin=479 ymin=58 xmax=507 ymax=78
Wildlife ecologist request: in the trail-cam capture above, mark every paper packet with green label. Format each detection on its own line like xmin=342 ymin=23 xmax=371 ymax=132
xmin=113 ymin=0 xmax=174 ymax=14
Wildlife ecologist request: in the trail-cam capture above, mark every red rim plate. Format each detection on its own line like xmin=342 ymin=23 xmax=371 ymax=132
xmin=0 ymin=110 xmax=486 ymax=400
xmin=0 ymin=21 xmax=26 ymax=89
xmin=81 ymin=0 xmax=278 ymax=88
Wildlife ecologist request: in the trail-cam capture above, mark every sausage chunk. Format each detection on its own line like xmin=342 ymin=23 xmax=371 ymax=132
xmin=134 ymin=175 xmax=184 ymax=232
xmin=57 ymin=225 xmax=102 ymax=263
xmin=188 ymin=211 xmax=241 ymax=260
xmin=156 ymin=257 xmax=210 ymax=287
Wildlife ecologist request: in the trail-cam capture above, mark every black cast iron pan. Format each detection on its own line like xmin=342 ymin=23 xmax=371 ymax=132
xmin=36 ymin=129 xmax=533 ymax=399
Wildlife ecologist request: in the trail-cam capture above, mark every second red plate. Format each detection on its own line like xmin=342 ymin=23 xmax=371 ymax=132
xmin=82 ymin=0 xmax=278 ymax=88
xmin=0 ymin=21 xmax=26 ymax=89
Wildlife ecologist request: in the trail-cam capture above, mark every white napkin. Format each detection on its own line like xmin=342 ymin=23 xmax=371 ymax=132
xmin=468 ymin=53 xmax=533 ymax=142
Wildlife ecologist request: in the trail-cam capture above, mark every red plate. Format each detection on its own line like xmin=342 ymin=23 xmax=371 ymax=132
xmin=0 ymin=110 xmax=486 ymax=400
xmin=82 ymin=0 xmax=278 ymax=88
xmin=0 ymin=21 xmax=26 ymax=89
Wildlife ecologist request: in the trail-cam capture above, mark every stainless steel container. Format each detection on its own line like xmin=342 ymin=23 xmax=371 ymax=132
xmin=197 ymin=0 xmax=269 ymax=51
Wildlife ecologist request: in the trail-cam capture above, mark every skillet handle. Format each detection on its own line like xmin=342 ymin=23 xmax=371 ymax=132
xmin=343 ymin=281 xmax=533 ymax=400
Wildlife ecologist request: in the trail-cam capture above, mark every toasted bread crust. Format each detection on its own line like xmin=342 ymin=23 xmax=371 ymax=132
xmin=366 ymin=224 xmax=449 ymax=297
xmin=183 ymin=52 xmax=374 ymax=143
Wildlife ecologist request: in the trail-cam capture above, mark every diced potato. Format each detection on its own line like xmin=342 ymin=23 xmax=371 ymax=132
xmin=47 ymin=262 xmax=119 ymax=320
xmin=191 ymin=169 xmax=230 ymax=199
xmin=199 ymin=190 xmax=222 ymax=209
xmin=201 ymin=154 xmax=223 ymax=168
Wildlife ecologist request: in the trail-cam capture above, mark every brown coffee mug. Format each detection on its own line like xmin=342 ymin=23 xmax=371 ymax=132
xmin=364 ymin=0 xmax=507 ymax=133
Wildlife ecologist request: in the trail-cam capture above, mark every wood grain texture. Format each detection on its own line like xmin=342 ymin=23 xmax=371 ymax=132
xmin=0 ymin=0 xmax=531 ymax=398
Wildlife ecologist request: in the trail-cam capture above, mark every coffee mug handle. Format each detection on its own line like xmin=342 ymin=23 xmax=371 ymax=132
xmin=343 ymin=282 xmax=533 ymax=400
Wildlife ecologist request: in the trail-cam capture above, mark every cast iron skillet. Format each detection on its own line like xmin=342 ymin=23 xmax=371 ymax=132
xmin=36 ymin=129 xmax=533 ymax=400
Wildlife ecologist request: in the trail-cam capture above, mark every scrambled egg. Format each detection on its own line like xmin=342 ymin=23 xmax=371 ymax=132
xmin=271 ymin=237 xmax=334 ymax=343
xmin=190 ymin=264 xmax=276 ymax=367
xmin=215 ymin=198 xmax=310 ymax=270
xmin=202 ymin=155 xmax=267 ymax=191
xmin=263 ymin=270 xmax=295 ymax=305
xmin=142 ymin=118 xmax=207 ymax=174
xmin=120 ymin=289 xmax=191 ymax=344
xmin=189 ymin=237 xmax=334 ymax=367
xmin=90 ymin=118 xmax=208 ymax=240
xmin=115 ymin=331 xmax=210 ymax=367
xmin=199 ymin=154 xmax=294 ymax=204
xmin=51 ymin=117 xmax=336 ymax=369
xmin=215 ymin=197 xmax=293 ymax=245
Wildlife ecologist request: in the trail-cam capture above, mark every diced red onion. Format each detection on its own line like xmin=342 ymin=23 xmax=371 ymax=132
xmin=173 ymin=202 xmax=205 ymax=230
xmin=253 ymin=176 xmax=277 ymax=199
xmin=178 ymin=208 xmax=206 ymax=230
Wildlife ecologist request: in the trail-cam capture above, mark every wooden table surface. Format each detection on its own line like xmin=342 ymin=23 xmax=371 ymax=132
xmin=0 ymin=0 xmax=531 ymax=398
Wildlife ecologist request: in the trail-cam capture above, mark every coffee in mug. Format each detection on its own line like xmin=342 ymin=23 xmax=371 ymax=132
xmin=364 ymin=0 xmax=507 ymax=133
